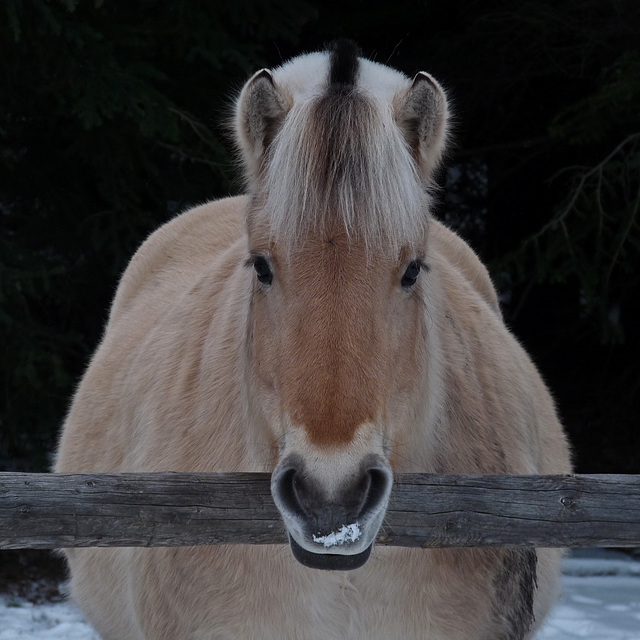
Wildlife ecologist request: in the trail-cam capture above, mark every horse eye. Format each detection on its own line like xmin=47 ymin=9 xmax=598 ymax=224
xmin=252 ymin=256 xmax=273 ymax=286
xmin=401 ymin=260 xmax=421 ymax=288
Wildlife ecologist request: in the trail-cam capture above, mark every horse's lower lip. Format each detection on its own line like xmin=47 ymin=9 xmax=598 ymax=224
xmin=288 ymin=536 xmax=372 ymax=571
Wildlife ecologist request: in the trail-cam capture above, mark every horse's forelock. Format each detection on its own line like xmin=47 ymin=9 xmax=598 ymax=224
xmin=255 ymin=84 xmax=430 ymax=252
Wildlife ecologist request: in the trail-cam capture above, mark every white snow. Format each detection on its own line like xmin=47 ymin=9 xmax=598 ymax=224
xmin=536 ymin=550 xmax=640 ymax=639
xmin=312 ymin=523 xmax=361 ymax=548
xmin=0 ymin=596 xmax=99 ymax=639
xmin=0 ymin=549 xmax=639 ymax=639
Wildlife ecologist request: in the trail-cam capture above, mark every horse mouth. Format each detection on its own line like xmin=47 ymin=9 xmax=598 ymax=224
xmin=289 ymin=536 xmax=372 ymax=571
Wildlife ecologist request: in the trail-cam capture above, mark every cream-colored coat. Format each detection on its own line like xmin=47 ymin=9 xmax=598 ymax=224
xmin=55 ymin=45 xmax=571 ymax=640
xmin=55 ymin=196 xmax=571 ymax=640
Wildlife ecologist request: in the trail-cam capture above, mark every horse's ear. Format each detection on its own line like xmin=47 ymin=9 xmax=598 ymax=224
xmin=235 ymin=69 xmax=288 ymax=181
xmin=395 ymin=72 xmax=450 ymax=181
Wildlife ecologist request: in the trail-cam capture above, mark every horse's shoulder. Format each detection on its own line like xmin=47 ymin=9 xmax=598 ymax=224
xmin=109 ymin=195 xmax=248 ymax=325
xmin=429 ymin=218 xmax=501 ymax=316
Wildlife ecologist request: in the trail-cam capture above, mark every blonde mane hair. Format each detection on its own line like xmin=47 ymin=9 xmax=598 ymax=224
xmin=235 ymin=46 xmax=447 ymax=251
xmin=259 ymin=86 xmax=431 ymax=249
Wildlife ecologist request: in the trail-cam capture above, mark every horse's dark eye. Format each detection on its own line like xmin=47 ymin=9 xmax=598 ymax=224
xmin=252 ymin=256 xmax=273 ymax=286
xmin=401 ymin=260 xmax=421 ymax=288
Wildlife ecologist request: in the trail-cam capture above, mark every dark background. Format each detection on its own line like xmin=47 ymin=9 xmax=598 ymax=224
xmin=1 ymin=0 xmax=639 ymax=474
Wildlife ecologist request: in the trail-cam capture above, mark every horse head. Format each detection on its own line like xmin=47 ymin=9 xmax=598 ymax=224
xmin=235 ymin=40 xmax=450 ymax=570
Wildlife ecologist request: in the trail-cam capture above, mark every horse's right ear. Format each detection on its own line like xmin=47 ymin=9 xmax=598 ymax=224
xmin=235 ymin=69 xmax=289 ymax=182
xmin=394 ymin=72 xmax=450 ymax=182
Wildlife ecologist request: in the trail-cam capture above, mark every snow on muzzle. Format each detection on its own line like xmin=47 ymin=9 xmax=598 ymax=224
xmin=271 ymin=454 xmax=393 ymax=571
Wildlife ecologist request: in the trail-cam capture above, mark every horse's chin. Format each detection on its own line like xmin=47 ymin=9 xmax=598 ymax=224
xmin=289 ymin=537 xmax=372 ymax=571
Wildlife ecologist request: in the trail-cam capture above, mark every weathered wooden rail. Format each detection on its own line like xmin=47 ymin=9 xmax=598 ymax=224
xmin=1 ymin=472 xmax=639 ymax=550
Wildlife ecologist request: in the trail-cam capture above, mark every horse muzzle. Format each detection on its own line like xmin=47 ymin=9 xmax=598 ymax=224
xmin=271 ymin=454 xmax=393 ymax=571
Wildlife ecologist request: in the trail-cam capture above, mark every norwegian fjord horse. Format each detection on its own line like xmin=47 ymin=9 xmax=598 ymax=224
xmin=55 ymin=41 xmax=571 ymax=639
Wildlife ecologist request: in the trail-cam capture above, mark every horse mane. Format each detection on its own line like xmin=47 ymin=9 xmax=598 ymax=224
xmin=253 ymin=42 xmax=432 ymax=250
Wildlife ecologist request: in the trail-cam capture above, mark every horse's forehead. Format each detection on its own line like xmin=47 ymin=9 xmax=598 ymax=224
xmin=274 ymin=227 xmax=400 ymax=275
xmin=273 ymin=245 xmax=392 ymax=311
xmin=285 ymin=240 xmax=384 ymax=306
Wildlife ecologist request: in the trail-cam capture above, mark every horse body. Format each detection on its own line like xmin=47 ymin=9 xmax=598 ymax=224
xmin=55 ymin=42 xmax=571 ymax=639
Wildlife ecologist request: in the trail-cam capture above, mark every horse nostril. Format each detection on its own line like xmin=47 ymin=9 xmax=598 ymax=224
xmin=356 ymin=468 xmax=392 ymax=519
xmin=275 ymin=468 xmax=304 ymax=516
xmin=274 ymin=467 xmax=320 ymax=519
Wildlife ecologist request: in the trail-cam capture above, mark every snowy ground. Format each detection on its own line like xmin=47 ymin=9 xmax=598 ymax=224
xmin=537 ymin=550 xmax=640 ymax=639
xmin=0 ymin=550 xmax=638 ymax=639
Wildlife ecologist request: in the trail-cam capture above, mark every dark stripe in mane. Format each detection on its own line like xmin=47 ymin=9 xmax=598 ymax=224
xmin=327 ymin=39 xmax=361 ymax=86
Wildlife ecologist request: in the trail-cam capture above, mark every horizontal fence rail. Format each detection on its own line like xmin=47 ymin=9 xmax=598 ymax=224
xmin=1 ymin=473 xmax=639 ymax=550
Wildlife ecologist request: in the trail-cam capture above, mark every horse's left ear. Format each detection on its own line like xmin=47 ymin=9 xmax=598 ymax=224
xmin=235 ymin=68 xmax=289 ymax=182
xmin=394 ymin=72 xmax=450 ymax=181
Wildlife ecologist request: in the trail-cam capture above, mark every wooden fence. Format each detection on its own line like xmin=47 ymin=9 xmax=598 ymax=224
xmin=1 ymin=472 xmax=639 ymax=550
